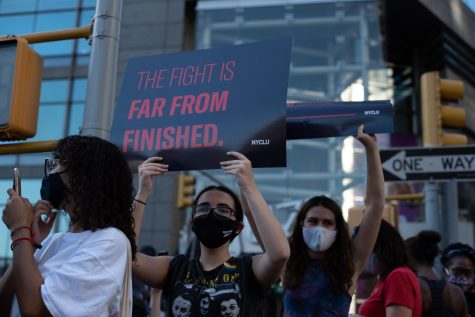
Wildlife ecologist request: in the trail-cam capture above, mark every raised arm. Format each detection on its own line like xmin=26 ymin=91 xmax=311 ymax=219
xmin=239 ymin=190 xmax=264 ymax=251
xmin=133 ymin=157 xmax=168 ymax=243
xmin=131 ymin=157 xmax=172 ymax=289
xmin=351 ymin=125 xmax=385 ymax=274
xmin=2 ymin=189 xmax=52 ymax=317
xmin=220 ymin=152 xmax=290 ymax=287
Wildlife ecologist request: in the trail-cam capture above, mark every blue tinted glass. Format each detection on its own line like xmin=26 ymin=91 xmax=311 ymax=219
xmin=0 ymin=15 xmax=35 ymax=34
xmin=83 ymin=0 xmax=96 ymax=7
xmin=72 ymin=79 xmax=87 ymax=101
xmin=69 ymin=103 xmax=84 ymax=135
xmin=464 ymin=0 xmax=475 ymax=11
xmin=18 ymin=153 xmax=48 ymax=165
xmin=38 ymin=0 xmax=76 ymax=10
xmin=30 ymin=105 xmax=67 ymax=141
xmin=35 ymin=11 xmax=76 ymax=32
xmin=40 ymin=80 xmax=69 ymax=103
xmin=32 ymin=12 xmax=76 ymax=55
xmin=0 ymin=155 xmax=16 ymax=166
xmin=43 ymin=56 xmax=73 ymax=67
xmin=0 ymin=0 xmax=37 ymax=14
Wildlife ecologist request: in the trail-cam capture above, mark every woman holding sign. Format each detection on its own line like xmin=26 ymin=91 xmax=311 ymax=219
xmin=282 ymin=125 xmax=385 ymax=317
xmin=132 ymin=151 xmax=290 ymax=317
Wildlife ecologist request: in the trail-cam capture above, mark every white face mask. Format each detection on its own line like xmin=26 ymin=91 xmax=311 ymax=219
xmin=302 ymin=226 xmax=337 ymax=252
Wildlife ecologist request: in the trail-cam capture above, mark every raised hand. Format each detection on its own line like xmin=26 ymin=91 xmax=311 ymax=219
xmin=220 ymin=151 xmax=256 ymax=190
xmin=2 ymin=188 xmax=34 ymax=230
xmin=32 ymin=200 xmax=56 ymax=245
xmin=356 ymin=124 xmax=378 ymax=149
xmin=137 ymin=157 xmax=169 ymax=198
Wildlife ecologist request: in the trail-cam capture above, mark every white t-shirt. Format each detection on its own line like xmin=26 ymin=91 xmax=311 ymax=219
xmin=11 ymin=227 xmax=132 ymax=317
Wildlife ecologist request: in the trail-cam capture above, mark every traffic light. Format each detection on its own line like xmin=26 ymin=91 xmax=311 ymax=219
xmin=176 ymin=172 xmax=196 ymax=208
xmin=0 ymin=36 xmax=43 ymax=141
xmin=420 ymin=71 xmax=467 ymax=146
xmin=347 ymin=204 xmax=399 ymax=233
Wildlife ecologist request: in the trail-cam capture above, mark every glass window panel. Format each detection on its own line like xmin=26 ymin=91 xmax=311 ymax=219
xmin=32 ymin=12 xmax=76 ymax=56
xmin=82 ymin=0 xmax=96 ymax=8
xmin=72 ymin=79 xmax=87 ymax=102
xmin=38 ymin=0 xmax=76 ymax=10
xmin=35 ymin=11 xmax=76 ymax=32
xmin=75 ymin=55 xmax=90 ymax=65
xmin=33 ymin=40 xmax=74 ymax=57
xmin=68 ymin=103 xmax=84 ymax=135
xmin=43 ymin=55 xmax=73 ymax=67
xmin=0 ymin=15 xmax=35 ymax=34
xmin=0 ymin=0 xmax=37 ymax=14
xmin=18 ymin=153 xmax=50 ymax=165
xmin=0 ymin=155 xmax=16 ymax=166
xmin=40 ymin=80 xmax=69 ymax=103
xmin=30 ymin=105 xmax=66 ymax=141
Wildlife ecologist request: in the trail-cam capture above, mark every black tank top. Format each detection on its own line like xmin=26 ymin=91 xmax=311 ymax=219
xmin=420 ymin=277 xmax=452 ymax=317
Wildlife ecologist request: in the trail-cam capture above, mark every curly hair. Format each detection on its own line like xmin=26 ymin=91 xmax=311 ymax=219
xmin=284 ymin=195 xmax=354 ymax=292
xmin=405 ymin=230 xmax=441 ymax=266
xmin=441 ymin=243 xmax=475 ymax=268
xmin=373 ymin=220 xmax=408 ymax=279
xmin=54 ymin=135 xmax=137 ymax=260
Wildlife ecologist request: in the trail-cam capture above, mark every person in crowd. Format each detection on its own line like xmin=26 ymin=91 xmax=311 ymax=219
xmin=0 ymin=135 xmax=136 ymax=317
xmin=358 ymin=220 xmax=422 ymax=317
xmin=283 ymin=125 xmax=385 ymax=317
xmin=406 ymin=231 xmax=469 ymax=317
xmin=132 ymin=151 xmax=290 ymax=316
xmin=441 ymin=243 xmax=475 ymax=316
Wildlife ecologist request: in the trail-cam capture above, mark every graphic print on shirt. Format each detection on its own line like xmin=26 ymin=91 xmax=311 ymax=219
xmin=170 ymin=263 xmax=242 ymax=317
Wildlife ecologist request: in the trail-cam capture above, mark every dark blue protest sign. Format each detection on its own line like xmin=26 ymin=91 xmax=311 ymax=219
xmin=111 ymin=38 xmax=291 ymax=171
xmin=286 ymin=100 xmax=393 ymax=139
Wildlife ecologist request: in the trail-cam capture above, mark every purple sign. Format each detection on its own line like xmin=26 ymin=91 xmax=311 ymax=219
xmin=111 ymin=38 xmax=292 ymax=171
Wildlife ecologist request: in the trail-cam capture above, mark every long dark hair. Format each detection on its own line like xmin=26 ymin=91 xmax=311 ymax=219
xmin=373 ymin=220 xmax=408 ymax=279
xmin=284 ymin=195 xmax=354 ymax=292
xmin=405 ymin=230 xmax=441 ymax=266
xmin=54 ymin=135 xmax=137 ymax=259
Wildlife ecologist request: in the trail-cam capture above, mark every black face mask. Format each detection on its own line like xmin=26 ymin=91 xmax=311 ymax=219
xmin=40 ymin=173 xmax=69 ymax=209
xmin=191 ymin=211 xmax=240 ymax=249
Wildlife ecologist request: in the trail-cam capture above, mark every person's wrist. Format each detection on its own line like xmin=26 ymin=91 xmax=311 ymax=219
xmin=10 ymin=223 xmax=32 ymax=236
xmin=135 ymin=191 xmax=149 ymax=203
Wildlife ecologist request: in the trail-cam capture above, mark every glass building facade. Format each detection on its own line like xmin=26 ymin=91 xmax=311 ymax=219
xmin=194 ymin=0 xmax=392 ymax=220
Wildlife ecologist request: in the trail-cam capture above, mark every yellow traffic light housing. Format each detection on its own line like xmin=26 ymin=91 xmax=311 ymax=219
xmin=0 ymin=36 xmax=43 ymax=141
xmin=420 ymin=71 xmax=467 ymax=146
xmin=176 ymin=172 xmax=196 ymax=208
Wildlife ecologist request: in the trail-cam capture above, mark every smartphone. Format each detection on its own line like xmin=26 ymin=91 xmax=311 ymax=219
xmin=13 ymin=167 xmax=21 ymax=195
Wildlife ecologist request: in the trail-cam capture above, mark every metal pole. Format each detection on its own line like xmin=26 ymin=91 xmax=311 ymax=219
xmin=81 ymin=0 xmax=122 ymax=139
xmin=425 ymin=182 xmax=441 ymax=231
xmin=442 ymin=181 xmax=459 ymax=247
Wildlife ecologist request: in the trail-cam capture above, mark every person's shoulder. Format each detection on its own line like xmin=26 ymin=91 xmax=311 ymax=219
xmin=86 ymin=227 xmax=129 ymax=251
xmin=387 ymin=267 xmax=418 ymax=281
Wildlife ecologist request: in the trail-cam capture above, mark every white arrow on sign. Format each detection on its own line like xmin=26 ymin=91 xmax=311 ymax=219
xmin=382 ymin=151 xmax=475 ymax=180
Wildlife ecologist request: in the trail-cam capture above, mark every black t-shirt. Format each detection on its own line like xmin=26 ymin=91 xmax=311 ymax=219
xmin=163 ymin=254 xmax=267 ymax=317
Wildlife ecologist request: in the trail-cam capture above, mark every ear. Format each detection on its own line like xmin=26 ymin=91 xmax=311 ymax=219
xmin=235 ymin=221 xmax=244 ymax=235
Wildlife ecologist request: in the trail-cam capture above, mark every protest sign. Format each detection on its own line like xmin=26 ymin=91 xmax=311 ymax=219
xmin=111 ymin=38 xmax=292 ymax=171
xmin=286 ymin=100 xmax=393 ymax=139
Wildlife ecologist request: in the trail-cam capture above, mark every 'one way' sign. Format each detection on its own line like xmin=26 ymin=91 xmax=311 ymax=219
xmin=380 ymin=146 xmax=475 ymax=182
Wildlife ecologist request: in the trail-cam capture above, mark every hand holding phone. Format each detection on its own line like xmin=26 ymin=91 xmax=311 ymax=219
xmin=13 ymin=167 xmax=21 ymax=196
